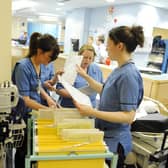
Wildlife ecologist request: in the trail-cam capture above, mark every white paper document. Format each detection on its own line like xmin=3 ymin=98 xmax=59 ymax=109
xmin=58 ymin=76 xmax=92 ymax=107
xmin=61 ymin=55 xmax=83 ymax=85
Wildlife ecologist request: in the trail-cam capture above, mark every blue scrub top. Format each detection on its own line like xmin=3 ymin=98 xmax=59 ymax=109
xmin=96 ymin=61 xmax=143 ymax=155
xmin=56 ymin=63 xmax=103 ymax=108
xmin=12 ymin=58 xmax=55 ymax=113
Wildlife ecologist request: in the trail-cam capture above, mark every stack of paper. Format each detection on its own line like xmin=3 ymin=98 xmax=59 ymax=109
xmin=61 ymin=129 xmax=104 ymax=143
xmin=53 ymin=108 xmax=85 ymax=123
xmin=56 ymin=119 xmax=95 ymax=135
xmin=58 ymin=76 xmax=92 ymax=107
xmin=37 ymin=108 xmax=55 ymax=120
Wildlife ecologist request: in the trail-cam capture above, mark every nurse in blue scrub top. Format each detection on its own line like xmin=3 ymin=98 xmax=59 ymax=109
xmin=12 ymin=32 xmax=60 ymax=168
xmin=56 ymin=44 xmax=103 ymax=108
xmin=12 ymin=33 xmax=60 ymax=114
xmin=74 ymin=25 xmax=144 ymax=168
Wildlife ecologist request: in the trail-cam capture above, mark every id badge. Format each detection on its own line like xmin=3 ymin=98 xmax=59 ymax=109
xmin=37 ymin=78 xmax=41 ymax=94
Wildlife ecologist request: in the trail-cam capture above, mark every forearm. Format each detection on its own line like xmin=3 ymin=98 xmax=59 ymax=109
xmin=50 ymin=76 xmax=57 ymax=85
xmin=56 ymin=89 xmax=71 ymax=98
xmin=84 ymin=74 xmax=103 ymax=94
xmin=91 ymin=109 xmax=135 ymax=124
xmin=40 ymin=88 xmax=50 ymax=99
xmin=23 ymin=97 xmax=48 ymax=110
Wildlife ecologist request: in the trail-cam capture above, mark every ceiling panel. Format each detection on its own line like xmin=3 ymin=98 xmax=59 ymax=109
xmin=12 ymin=0 xmax=168 ymax=19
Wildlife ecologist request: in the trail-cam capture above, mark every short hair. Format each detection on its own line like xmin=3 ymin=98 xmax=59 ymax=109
xmin=97 ymin=35 xmax=105 ymax=43
xmin=78 ymin=44 xmax=96 ymax=57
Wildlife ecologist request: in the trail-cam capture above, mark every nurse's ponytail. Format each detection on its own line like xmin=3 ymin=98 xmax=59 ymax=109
xmin=108 ymin=25 xmax=145 ymax=53
xmin=27 ymin=33 xmax=60 ymax=62
xmin=27 ymin=32 xmax=42 ymax=58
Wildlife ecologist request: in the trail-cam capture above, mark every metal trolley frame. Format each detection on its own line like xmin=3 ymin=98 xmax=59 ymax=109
xmin=25 ymin=119 xmax=118 ymax=168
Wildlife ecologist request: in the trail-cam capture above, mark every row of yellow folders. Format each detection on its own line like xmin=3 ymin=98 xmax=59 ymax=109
xmin=35 ymin=108 xmax=109 ymax=168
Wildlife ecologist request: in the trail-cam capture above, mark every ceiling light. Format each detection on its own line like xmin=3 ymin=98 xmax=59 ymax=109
xmin=38 ymin=16 xmax=58 ymax=22
xmin=56 ymin=8 xmax=61 ymax=11
xmin=56 ymin=0 xmax=70 ymax=6
xmin=57 ymin=0 xmax=70 ymax=2
xmin=57 ymin=2 xmax=64 ymax=6
xmin=38 ymin=13 xmax=59 ymax=17
xmin=12 ymin=0 xmax=37 ymax=11
xmin=106 ymin=0 xmax=115 ymax=3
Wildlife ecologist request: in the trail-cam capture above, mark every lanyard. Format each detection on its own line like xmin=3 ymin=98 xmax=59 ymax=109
xmin=37 ymin=78 xmax=41 ymax=94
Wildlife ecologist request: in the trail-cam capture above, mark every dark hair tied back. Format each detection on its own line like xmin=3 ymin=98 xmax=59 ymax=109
xmin=109 ymin=25 xmax=145 ymax=53
xmin=27 ymin=33 xmax=59 ymax=61
xmin=131 ymin=26 xmax=144 ymax=48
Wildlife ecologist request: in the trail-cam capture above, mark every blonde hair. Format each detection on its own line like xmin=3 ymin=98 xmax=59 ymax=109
xmin=78 ymin=44 xmax=96 ymax=57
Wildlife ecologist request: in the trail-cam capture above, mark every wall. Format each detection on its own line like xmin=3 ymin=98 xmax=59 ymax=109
xmin=0 ymin=0 xmax=11 ymax=82
xmin=88 ymin=3 xmax=168 ymax=67
xmin=89 ymin=3 xmax=168 ymax=37
xmin=12 ymin=17 xmax=65 ymax=42
xmin=12 ymin=16 xmax=27 ymax=39
xmin=153 ymin=27 xmax=168 ymax=39
xmin=64 ymin=3 xmax=168 ymax=59
xmin=64 ymin=8 xmax=91 ymax=54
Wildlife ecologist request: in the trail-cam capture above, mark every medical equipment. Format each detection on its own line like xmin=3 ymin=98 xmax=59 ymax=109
xmin=132 ymin=97 xmax=168 ymax=168
xmin=0 ymin=81 xmax=25 ymax=168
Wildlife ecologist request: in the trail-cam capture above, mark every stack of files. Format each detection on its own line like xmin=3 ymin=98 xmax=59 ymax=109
xmin=35 ymin=108 xmax=55 ymax=121
xmin=61 ymin=129 xmax=104 ymax=143
xmin=36 ymin=108 xmax=84 ymax=123
xmin=36 ymin=140 xmax=107 ymax=155
xmin=53 ymin=108 xmax=85 ymax=123
xmin=56 ymin=119 xmax=95 ymax=135
xmin=35 ymin=120 xmax=109 ymax=168
xmin=35 ymin=120 xmax=107 ymax=154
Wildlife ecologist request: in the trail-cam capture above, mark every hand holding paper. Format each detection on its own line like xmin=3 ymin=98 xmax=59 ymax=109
xmin=73 ymin=100 xmax=96 ymax=117
xmin=58 ymin=75 xmax=92 ymax=107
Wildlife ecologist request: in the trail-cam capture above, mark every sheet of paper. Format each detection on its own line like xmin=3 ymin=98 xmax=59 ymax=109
xmin=78 ymin=85 xmax=95 ymax=96
xmin=61 ymin=55 xmax=83 ymax=85
xmin=59 ymin=76 xmax=92 ymax=107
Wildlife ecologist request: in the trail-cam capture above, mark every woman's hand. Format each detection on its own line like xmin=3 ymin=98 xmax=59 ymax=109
xmin=43 ymin=80 xmax=55 ymax=91
xmin=53 ymin=69 xmax=64 ymax=82
xmin=46 ymin=97 xmax=58 ymax=108
xmin=73 ymin=100 xmax=95 ymax=117
xmin=76 ymin=65 xmax=87 ymax=78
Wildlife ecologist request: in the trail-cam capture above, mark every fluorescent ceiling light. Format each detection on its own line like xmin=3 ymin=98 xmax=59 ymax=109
xmin=38 ymin=12 xmax=59 ymax=17
xmin=56 ymin=8 xmax=61 ymax=11
xmin=12 ymin=0 xmax=37 ymax=11
xmin=105 ymin=0 xmax=115 ymax=2
xmin=57 ymin=2 xmax=64 ymax=6
xmin=38 ymin=16 xmax=58 ymax=22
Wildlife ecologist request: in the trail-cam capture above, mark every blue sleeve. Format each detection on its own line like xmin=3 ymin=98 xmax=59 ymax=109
xmin=90 ymin=64 xmax=104 ymax=84
xmin=41 ymin=63 xmax=55 ymax=87
xmin=117 ymin=74 xmax=140 ymax=111
xmin=56 ymin=82 xmax=64 ymax=90
xmin=48 ymin=63 xmax=55 ymax=79
xmin=14 ymin=63 xmax=30 ymax=97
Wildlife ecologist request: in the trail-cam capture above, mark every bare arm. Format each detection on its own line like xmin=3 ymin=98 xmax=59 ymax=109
xmin=23 ymin=96 xmax=48 ymax=110
xmin=76 ymin=65 xmax=103 ymax=94
xmin=74 ymin=101 xmax=135 ymax=124
xmin=56 ymin=88 xmax=72 ymax=98
xmin=40 ymin=88 xmax=57 ymax=107
xmin=43 ymin=70 xmax=64 ymax=91
xmin=92 ymin=109 xmax=135 ymax=124
xmin=50 ymin=70 xmax=64 ymax=85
